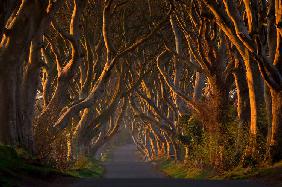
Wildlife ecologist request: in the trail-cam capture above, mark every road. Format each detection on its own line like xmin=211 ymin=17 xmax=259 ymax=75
xmin=65 ymin=144 xmax=269 ymax=187
xmin=103 ymin=144 xmax=165 ymax=178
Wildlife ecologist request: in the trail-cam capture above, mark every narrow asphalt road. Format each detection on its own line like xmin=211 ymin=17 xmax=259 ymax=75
xmin=65 ymin=144 xmax=269 ymax=187
xmin=103 ymin=144 xmax=165 ymax=178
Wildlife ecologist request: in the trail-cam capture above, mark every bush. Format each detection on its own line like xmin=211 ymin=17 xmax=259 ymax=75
xmin=66 ymin=155 xmax=104 ymax=178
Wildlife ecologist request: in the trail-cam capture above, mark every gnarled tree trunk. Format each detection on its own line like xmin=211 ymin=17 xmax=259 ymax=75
xmin=0 ymin=1 xmax=48 ymax=147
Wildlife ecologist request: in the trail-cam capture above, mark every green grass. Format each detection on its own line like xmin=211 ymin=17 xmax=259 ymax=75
xmin=0 ymin=145 xmax=62 ymax=176
xmin=0 ymin=145 xmax=21 ymax=169
xmin=0 ymin=145 xmax=104 ymax=186
xmin=159 ymin=158 xmax=282 ymax=184
xmin=0 ymin=145 xmax=66 ymax=186
xmin=100 ymin=146 xmax=114 ymax=162
xmin=212 ymin=161 xmax=282 ymax=180
xmin=66 ymin=156 xmax=104 ymax=178
xmin=159 ymin=159 xmax=214 ymax=179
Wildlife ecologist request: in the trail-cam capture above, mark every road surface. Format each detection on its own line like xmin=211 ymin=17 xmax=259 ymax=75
xmin=65 ymin=144 xmax=269 ymax=187
xmin=103 ymin=144 xmax=165 ymax=178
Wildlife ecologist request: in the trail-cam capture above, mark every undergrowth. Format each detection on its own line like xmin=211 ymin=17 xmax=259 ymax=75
xmin=0 ymin=145 xmax=104 ymax=187
xmin=159 ymin=159 xmax=282 ymax=182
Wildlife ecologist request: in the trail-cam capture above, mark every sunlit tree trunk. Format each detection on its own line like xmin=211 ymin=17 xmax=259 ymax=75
xmin=34 ymin=0 xmax=86 ymax=154
xmin=269 ymin=90 xmax=282 ymax=162
xmin=243 ymin=51 xmax=264 ymax=158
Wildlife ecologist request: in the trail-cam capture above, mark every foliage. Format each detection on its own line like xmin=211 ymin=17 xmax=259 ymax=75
xmin=161 ymin=105 xmax=279 ymax=180
xmin=178 ymin=113 xmax=260 ymax=170
xmin=178 ymin=115 xmax=204 ymax=145
xmin=66 ymin=156 xmax=104 ymax=178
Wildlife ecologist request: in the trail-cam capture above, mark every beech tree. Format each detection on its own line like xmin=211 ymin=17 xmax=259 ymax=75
xmin=0 ymin=0 xmax=281 ymax=170
xmin=0 ymin=0 xmax=62 ymax=150
xmin=201 ymin=0 xmax=282 ymax=162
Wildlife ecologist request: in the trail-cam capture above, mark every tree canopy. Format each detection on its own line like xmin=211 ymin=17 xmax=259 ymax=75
xmin=0 ymin=0 xmax=281 ymax=170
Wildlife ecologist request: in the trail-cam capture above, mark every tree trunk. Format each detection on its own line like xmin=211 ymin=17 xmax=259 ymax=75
xmin=233 ymin=62 xmax=250 ymax=126
xmin=0 ymin=1 xmax=54 ymax=148
xmin=170 ymin=15 xmax=186 ymax=116
xmin=0 ymin=68 xmax=21 ymax=145
xmin=265 ymin=85 xmax=272 ymax=128
xmin=233 ymin=61 xmax=250 ymax=153
xmin=0 ymin=0 xmax=19 ymax=39
xmin=34 ymin=81 xmax=70 ymax=154
xmin=243 ymin=52 xmax=264 ymax=158
xmin=268 ymin=90 xmax=282 ymax=162
xmin=76 ymin=108 xmax=96 ymax=155
xmin=20 ymin=38 xmax=43 ymax=152
xmin=193 ymin=72 xmax=205 ymax=101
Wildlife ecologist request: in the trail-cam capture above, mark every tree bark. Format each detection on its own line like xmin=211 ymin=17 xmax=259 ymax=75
xmin=20 ymin=37 xmax=43 ymax=152
xmin=170 ymin=15 xmax=187 ymax=116
xmin=0 ymin=0 xmax=49 ymax=146
xmin=193 ymin=72 xmax=205 ymax=101
xmin=243 ymin=51 xmax=264 ymax=157
xmin=233 ymin=62 xmax=250 ymax=126
xmin=268 ymin=90 xmax=282 ymax=162
xmin=0 ymin=68 xmax=21 ymax=145
xmin=0 ymin=0 xmax=63 ymax=156
xmin=233 ymin=60 xmax=250 ymax=153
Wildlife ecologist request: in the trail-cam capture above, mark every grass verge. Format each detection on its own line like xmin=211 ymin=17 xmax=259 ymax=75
xmin=66 ymin=156 xmax=104 ymax=178
xmin=158 ymin=159 xmax=282 ymax=186
xmin=158 ymin=159 xmax=214 ymax=179
xmin=0 ymin=145 xmax=104 ymax=187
